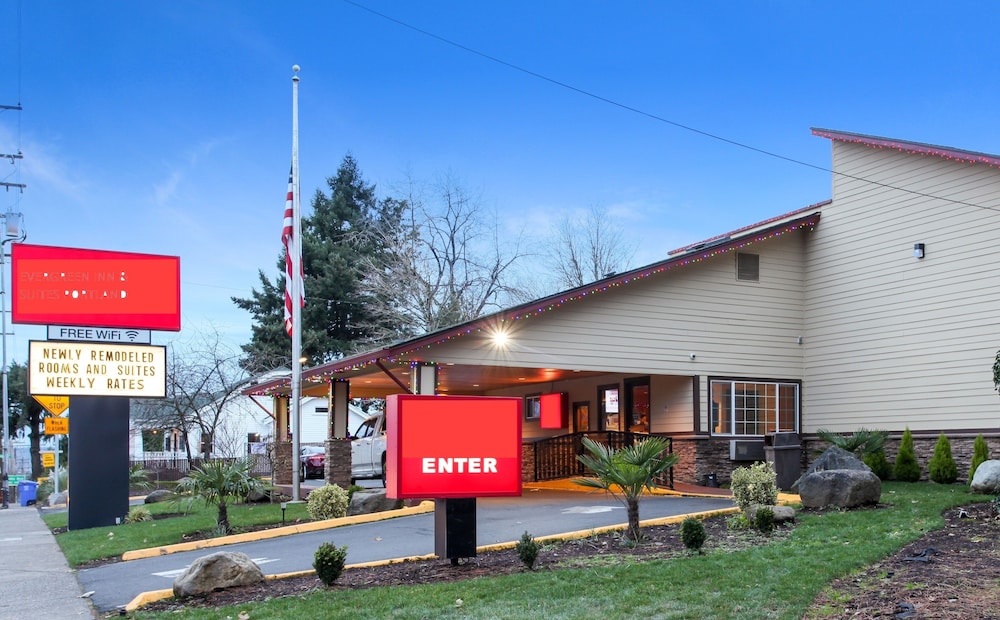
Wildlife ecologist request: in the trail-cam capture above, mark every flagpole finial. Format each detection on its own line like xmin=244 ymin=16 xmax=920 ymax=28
xmin=292 ymin=64 xmax=300 ymax=80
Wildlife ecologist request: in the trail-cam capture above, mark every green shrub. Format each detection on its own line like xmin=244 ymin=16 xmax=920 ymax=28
xmin=313 ymin=542 xmax=348 ymax=586
xmin=928 ymin=433 xmax=958 ymax=484
xmin=893 ymin=427 xmax=921 ymax=482
xmin=515 ymin=531 xmax=540 ymax=569
xmin=754 ymin=506 xmax=776 ymax=535
xmin=863 ymin=449 xmax=893 ymax=480
xmin=307 ymin=484 xmax=349 ymax=520
xmin=730 ymin=461 xmax=778 ymax=514
xmin=123 ymin=505 xmax=153 ymax=524
xmin=680 ymin=517 xmax=707 ymax=553
xmin=969 ymin=434 xmax=990 ymax=484
xmin=726 ymin=513 xmax=751 ymax=530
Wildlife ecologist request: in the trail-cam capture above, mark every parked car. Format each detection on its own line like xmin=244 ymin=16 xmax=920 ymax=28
xmin=300 ymin=445 xmax=325 ymax=479
xmin=351 ymin=414 xmax=387 ymax=486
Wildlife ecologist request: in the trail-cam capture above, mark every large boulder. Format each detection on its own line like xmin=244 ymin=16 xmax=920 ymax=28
xmin=173 ymin=552 xmax=264 ymax=598
xmin=796 ymin=469 xmax=881 ymax=509
xmin=144 ymin=489 xmax=174 ymax=504
xmin=970 ymin=460 xmax=1000 ymax=494
xmin=347 ymin=489 xmax=403 ymax=517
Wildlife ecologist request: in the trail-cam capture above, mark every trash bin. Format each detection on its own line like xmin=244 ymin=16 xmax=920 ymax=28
xmin=18 ymin=480 xmax=38 ymax=506
xmin=764 ymin=432 xmax=801 ymax=491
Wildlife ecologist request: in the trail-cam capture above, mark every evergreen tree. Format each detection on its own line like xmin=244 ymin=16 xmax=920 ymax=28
xmin=968 ymin=434 xmax=990 ymax=484
xmin=927 ymin=433 xmax=958 ymax=484
xmin=893 ymin=427 xmax=921 ymax=482
xmin=234 ymin=155 xmax=402 ymax=370
xmin=863 ymin=448 xmax=893 ymax=480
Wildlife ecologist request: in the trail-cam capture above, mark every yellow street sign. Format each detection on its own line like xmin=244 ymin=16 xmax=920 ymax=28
xmin=45 ymin=417 xmax=69 ymax=435
xmin=33 ymin=395 xmax=70 ymax=416
xmin=42 ymin=452 xmax=55 ymax=468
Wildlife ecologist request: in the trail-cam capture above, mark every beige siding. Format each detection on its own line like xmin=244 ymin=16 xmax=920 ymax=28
xmin=429 ymin=232 xmax=808 ymax=380
xmin=803 ymin=141 xmax=1000 ymax=432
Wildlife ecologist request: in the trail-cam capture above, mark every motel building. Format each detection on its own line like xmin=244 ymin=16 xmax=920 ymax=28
xmin=247 ymin=128 xmax=1000 ymax=488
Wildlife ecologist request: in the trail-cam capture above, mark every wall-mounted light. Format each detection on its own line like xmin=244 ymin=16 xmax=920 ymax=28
xmin=913 ymin=243 xmax=925 ymax=259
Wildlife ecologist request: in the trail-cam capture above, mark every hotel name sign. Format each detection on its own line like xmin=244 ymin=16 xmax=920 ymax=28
xmin=28 ymin=340 xmax=167 ymax=398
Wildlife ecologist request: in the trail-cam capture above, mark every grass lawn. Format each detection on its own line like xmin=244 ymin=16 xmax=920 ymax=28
xmin=43 ymin=499 xmax=313 ymax=567
xmin=119 ymin=482 xmax=987 ymax=620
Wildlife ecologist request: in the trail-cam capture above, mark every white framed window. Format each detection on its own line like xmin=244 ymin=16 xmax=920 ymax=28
xmin=709 ymin=379 xmax=798 ymax=436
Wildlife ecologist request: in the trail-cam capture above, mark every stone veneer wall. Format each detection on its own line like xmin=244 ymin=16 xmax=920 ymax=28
xmin=273 ymin=441 xmax=292 ymax=485
xmin=521 ymin=442 xmax=536 ymax=482
xmin=324 ymin=439 xmax=352 ymax=488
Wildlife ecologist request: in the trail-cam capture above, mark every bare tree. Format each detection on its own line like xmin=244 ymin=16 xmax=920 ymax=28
xmin=356 ymin=173 xmax=527 ymax=344
xmin=132 ymin=327 xmax=250 ymax=461
xmin=548 ymin=205 xmax=637 ymax=290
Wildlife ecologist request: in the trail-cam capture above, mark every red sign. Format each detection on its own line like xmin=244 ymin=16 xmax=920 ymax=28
xmin=386 ymin=394 xmax=522 ymax=500
xmin=11 ymin=243 xmax=181 ymax=331
xmin=539 ymin=392 xmax=567 ymax=429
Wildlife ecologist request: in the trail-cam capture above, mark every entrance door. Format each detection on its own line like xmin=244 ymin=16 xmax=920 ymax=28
xmin=573 ymin=401 xmax=590 ymax=432
xmin=624 ymin=376 xmax=650 ymax=433
xmin=598 ymin=384 xmax=621 ymax=431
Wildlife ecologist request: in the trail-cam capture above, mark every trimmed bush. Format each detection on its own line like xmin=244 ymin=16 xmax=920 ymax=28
xmin=680 ymin=517 xmax=707 ymax=553
xmin=515 ymin=531 xmax=540 ymax=569
xmin=307 ymin=484 xmax=350 ymax=520
xmin=893 ymin=427 xmax=921 ymax=482
xmin=863 ymin=448 xmax=893 ymax=480
xmin=313 ymin=542 xmax=348 ymax=586
xmin=730 ymin=461 xmax=778 ymax=514
xmin=928 ymin=433 xmax=958 ymax=484
xmin=969 ymin=434 xmax=990 ymax=484
xmin=754 ymin=506 xmax=776 ymax=535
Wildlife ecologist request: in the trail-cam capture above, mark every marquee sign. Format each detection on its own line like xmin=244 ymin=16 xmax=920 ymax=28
xmin=386 ymin=394 xmax=522 ymax=500
xmin=11 ymin=243 xmax=181 ymax=331
xmin=28 ymin=341 xmax=167 ymax=398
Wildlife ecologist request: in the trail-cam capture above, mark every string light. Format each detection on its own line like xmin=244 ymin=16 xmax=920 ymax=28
xmin=250 ymin=214 xmax=819 ymax=396
xmin=812 ymin=128 xmax=1000 ymax=169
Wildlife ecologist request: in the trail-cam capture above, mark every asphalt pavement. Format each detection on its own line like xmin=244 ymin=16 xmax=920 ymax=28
xmin=76 ymin=489 xmax=736 ymax=615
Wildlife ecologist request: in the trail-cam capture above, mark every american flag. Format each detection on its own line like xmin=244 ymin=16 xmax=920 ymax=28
xmin=282 ymin=167 xmax=304 ymax=335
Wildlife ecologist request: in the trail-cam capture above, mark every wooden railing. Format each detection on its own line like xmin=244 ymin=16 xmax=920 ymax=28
xmin=532 ymin=431 xmax=673 ymax=488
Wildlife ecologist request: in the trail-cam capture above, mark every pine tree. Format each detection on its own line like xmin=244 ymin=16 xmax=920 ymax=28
xmin=927 ymin=433 xmax=958 ymax=484
xmin=968 ymin=434 xmax=990 ymax=484
xmin=893 ymin=427 xmax=921 ymax=482
xmin=233 ymin=155 xmax=403 ymax=371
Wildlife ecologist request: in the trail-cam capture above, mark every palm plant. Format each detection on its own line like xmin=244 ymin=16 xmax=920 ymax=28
xmin=129 ymin=464 xmax=153 ymax=492
xmin=574 ymin=436 xmax=678 ymax=543
xmin=174 ymin=457 xmax=267 ymax=534
xmin=816 ymin=427 xmax=888 ymax=457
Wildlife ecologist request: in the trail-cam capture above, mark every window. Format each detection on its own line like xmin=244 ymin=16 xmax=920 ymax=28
xmin=736 ymin=252 xmax=759 ymax=281
xmin=524 ymin=394 xmax=541 ymax=421
xmin=710 ymin=379 xmax=798 ymax=436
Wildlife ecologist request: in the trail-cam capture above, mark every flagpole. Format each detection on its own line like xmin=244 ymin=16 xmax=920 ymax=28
xmin=290 ymin=64 xmax=303 ymax=502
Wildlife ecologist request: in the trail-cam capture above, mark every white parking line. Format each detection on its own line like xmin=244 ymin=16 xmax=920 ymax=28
xmin=152 ymin=557 xmax=280 ymax=579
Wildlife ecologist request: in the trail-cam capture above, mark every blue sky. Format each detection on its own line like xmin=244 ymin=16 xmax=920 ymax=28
xmin=1 ymin=1 xmax=998 ymax=363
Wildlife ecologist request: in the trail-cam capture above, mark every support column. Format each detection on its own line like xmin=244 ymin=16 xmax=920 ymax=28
xmin=331 ymin=380 xmax=350 ymax=439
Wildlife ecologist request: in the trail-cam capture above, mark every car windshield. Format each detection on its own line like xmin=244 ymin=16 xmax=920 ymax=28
xmin=301 ymin=446 xmax=324 ymax=456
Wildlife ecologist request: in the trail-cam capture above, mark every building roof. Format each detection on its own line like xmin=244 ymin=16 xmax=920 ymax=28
xmin=812 ymin=127 xmax=1000 ymax=169
xmin=245 ymin=207 xmax=822 ymax=398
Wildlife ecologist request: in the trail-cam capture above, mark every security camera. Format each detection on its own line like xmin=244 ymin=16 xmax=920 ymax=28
xmin=689 ymin=353 xmax=696 ymax=360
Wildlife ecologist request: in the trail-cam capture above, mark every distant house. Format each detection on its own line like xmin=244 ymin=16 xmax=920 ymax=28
xmin=249 ymin=128 xmax=1000 ymax=485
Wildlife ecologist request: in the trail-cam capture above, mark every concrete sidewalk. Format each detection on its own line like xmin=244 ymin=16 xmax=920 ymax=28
xmin=0 ymin=503 xmax=96 ymax=620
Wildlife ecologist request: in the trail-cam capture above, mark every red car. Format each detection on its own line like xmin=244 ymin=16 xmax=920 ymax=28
xmin=299 ymin=446 xmax=325 ymax=479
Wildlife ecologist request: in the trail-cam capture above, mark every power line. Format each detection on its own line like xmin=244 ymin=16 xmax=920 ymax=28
xmin=342 ymin=0 xmax=1000 ymax=214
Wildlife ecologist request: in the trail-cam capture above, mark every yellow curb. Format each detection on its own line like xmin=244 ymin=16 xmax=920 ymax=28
xmin=121 ymin=501 xmax=435 ymax=561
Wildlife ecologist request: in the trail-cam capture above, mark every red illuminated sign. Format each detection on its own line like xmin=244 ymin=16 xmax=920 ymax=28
xmin=386 ymin=394 xmax=522 ymax=500
xmin=539 ymin=392 xmax=567 ymax=429
xmin=11 ymin=244 xmax=181 ymax=331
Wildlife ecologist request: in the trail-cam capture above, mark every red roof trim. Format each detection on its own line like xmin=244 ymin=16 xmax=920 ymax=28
xmin=668 ymin=201 xmax=831 ymax=256
xmin=812 ymin=128 xmax=1000 ymax=169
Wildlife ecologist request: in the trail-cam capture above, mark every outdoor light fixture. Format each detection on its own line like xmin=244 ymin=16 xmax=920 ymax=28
xmin=914 ymin=243 xmax=925 ymax=259
xmin=280 ymin=501 xmax=287 ymax=526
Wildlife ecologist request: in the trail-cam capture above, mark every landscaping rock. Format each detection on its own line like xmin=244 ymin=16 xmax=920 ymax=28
xmin=746 ymin=504 xmax=796 ymax=523
xmin=173 ymin=551 xmax=265 ymax=598
xmin=797 ymin=446 xmax=870 ymax=481
xmin=347 ymin=489 xmax=402 ymax=516
xmin=796 ymin=469 xmax=881 ymax=509
xmin=47 ymin=491 xmax=68 ymax=507
xmin=970 ymin=459 xmax=1000 ymax=494
xmin=144 ymin=489 xmax=174 ymax=504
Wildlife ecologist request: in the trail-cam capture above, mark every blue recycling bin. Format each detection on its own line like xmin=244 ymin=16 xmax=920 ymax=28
xmin=18 ymin=480 xmax=38 ymax=506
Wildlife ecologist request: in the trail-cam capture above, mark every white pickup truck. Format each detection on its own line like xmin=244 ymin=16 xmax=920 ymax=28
xmin=350 ymin=414 xmax=387 ymax=486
